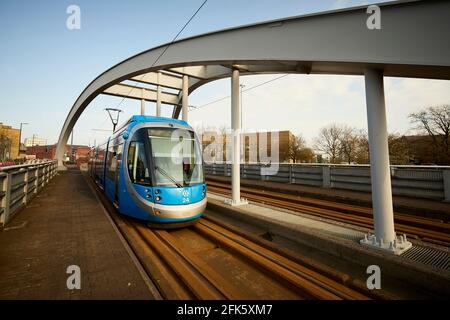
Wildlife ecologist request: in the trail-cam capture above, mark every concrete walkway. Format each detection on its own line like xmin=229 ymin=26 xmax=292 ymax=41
xmin=0 ymin=169 xmax=153 ymax=299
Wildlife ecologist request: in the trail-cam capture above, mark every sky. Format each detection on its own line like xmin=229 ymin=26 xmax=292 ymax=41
xmin=1 ymin=0 xmax=449 ymax=147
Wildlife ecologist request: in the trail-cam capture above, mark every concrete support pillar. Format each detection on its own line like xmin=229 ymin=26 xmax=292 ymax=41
xmin=227 ymin=69 xmax=247 ymax=206
xmin=156 ymin=72 xmax=162 ymax=117
xmin=360 ymin=68 xmax=411 ymax=255
xmin=140 ymin=88 xmax=145 ymax=116
xmin=182 ymin=75 xmax=188 ymax=121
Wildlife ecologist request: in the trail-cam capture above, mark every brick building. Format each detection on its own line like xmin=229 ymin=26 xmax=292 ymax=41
xmin=201 ymin=130 xmax=295 ymax=163
xmin=27 ymin=144 xmax=91 ymax=168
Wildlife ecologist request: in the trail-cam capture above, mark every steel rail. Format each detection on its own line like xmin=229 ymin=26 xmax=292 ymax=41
xmin=196 ymin=219 xmax=369 ymax=300
xmin=202 ymin=214 xmax=397 ymax=300
xmin=134 ymin=222 xmax=226 ymax=299
xmin=86 ymin=174 xmax=375 ymax=300
xmin=206 ymin=182 xmax=450 ymax=246
xmin=146 ymin=227 xmax=247 ymax=299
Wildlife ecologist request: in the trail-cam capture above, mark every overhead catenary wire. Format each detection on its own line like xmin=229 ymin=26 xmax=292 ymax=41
xmin=86 ymin=115 xmax=111 ymax=147
xmin=190 ymin=74 xmax=290 ymax=111
xmin=114 ymin=0 xmax=209 ymax=110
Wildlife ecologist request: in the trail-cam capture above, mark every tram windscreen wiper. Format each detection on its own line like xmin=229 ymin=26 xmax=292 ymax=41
xmin=155 ymin=166 xmax=183 ymax=188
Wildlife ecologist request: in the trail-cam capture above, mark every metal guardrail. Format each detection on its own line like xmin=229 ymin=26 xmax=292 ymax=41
xmin=0 ymin=160 xmax=58 ymax=227
xmin=204 ymin=163 xmax=450 ymax=202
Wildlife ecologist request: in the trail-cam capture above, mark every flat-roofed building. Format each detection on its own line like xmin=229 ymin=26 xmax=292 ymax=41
xmin=24 ymin=136 xmax=47 ymax=147
xmin=201 ymin=130 xmax=295 ymax=163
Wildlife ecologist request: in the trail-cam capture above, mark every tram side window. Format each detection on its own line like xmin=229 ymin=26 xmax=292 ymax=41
xmin=107 ymin=145 xmax=115 ymax=180
xmin=107 ymin=144 xmax=123 ymax=180
xmin=127 ymin=141 xmax=151 ymax=185
xmin=95 ymin=147 xmax=106 ymax=180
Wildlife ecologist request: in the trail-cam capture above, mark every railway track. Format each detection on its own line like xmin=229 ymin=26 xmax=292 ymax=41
xmin=206 ymin=180 xmax=450 ymax=246
xmin=86 ymin=175 xmax=383 ymax=300
xmin=113 ymin=213 xmax=378 ymax=300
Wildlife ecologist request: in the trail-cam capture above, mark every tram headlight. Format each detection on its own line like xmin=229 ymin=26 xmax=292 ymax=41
xmin=155 ymin=196 xmax=161 ymax=202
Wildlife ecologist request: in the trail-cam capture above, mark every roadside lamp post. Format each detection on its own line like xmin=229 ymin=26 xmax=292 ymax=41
xmin=19 ymin=122 xmax=28 ymax=146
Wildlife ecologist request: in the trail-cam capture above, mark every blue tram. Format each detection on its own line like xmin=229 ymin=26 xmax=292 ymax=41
xmin=89 ymin=115 xmax=206 ymax=227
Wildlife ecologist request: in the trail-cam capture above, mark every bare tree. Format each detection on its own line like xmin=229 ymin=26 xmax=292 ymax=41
xmin=339 ymin=126 xmax=360 ymax=164
xmin=297 ymin=147 xmax=315 ymax=163
xmin=355 ymin=130 xmax=370 ymax=164
xmin=314 ymin=124 xmax=344 ymax=164
xmin=409 ymin=105 xmax=450 ymax=164
xmin=388 ymin=133 xmax=410 ymax=165
xmin=287 ymin=134 xmax=307 ymax=163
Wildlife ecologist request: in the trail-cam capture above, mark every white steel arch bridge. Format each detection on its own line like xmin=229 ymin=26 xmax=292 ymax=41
xmin=55 ymin=0 xmax=450 ymax=254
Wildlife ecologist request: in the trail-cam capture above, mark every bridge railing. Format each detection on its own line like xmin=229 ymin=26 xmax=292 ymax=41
xmin=204 ymin=163 xmax=450 ymax=202
xmin=0 ymin=160 xmax=58 ymax=227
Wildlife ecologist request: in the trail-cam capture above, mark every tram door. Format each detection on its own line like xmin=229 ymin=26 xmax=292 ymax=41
xmin=114 ymin=144 xmax=123 ymax=205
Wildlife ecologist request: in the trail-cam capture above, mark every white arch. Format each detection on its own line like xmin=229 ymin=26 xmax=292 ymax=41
xmin=56 ymin=0 xmax=450 ymax=164
xmin=55 ymin=0 xmax=450 ymax=254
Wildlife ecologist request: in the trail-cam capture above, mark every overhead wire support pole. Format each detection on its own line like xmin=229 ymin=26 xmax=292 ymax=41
xmin=156 ymin=72 xmax=162 ymax=117
xmin=19 ymin=122 xmax=28 ymax=146
xmin=182 ymin=75 xmax=189 ymax=121
xmin=226 ymin=68 xmax=247 ymax=207
xmin=140 ymin=88 xmax=146 ymax=115
xmin=240 ymin=84 xmax=245 ymax=129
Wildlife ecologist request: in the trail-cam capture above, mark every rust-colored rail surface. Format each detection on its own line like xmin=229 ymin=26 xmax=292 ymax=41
xmin=89 ymin=175 xmax=397 ymax=300
xmin=87 ymin=176 xmax=377 ymax=300
xmin=206 ymin=180 xmax=450 ymax=246
xmin=116 ymin=215 xmax=373 ymax=300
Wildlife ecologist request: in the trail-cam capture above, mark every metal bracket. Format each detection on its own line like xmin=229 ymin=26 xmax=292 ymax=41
xmin=360 ymin=233 xmax=412 ymax=255
xmin=224 ymin=198 xmax=248 ymax=207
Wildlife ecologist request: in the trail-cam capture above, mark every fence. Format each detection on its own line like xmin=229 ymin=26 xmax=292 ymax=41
xmin=204 ymin=163 xmax=450 ymax=202
xmin=0 ymin=161 xmax=58 ymax=227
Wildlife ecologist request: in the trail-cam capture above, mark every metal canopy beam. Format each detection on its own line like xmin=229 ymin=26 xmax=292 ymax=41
xmin=131 ymin=72 xmax=183 ymax=90
xmin=169 ymin=65 xmax=232 ymax=79
xmin=102 ymin=83 xmax=179 ymax=105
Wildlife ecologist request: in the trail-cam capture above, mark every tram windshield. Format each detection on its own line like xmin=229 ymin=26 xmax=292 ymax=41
xmin=148 ymin=128 xmax=204 ymax=187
